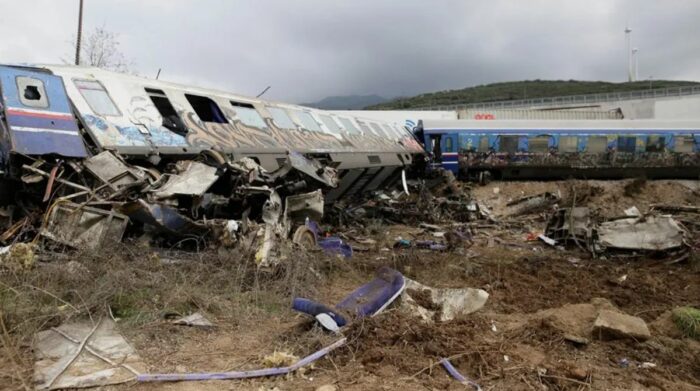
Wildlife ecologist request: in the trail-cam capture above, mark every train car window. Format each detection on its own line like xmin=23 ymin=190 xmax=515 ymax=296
xmin=444 ymin=137 xmax=454 ymax=152
xmin=319 ymin=114 xmax=341 ymax=134
xmin=382 ymin=124 xmax=400 ymax=139
xmin=586 ymin=136 xmax=607 ymax=153
xmin=617 ymin=136 xmax=636 ymax=152
xmin=528 ymin=136 xmax=550 ymax=153
xmin=559 ymin=136 xmax=578 ymax=153
xmin=185 ymin=94 xmax=227 ymax=123
xmin=674 ymin=135 xmax=694 ymax=152
xmin=17 ymin=77 xmax=49 ymax=108
xmin=499 ymin=136 xmax=518 ymax=153
xmin=645 ymin=135 xmax=665 ymax=152
xmin=230 ymin=101 xmax=268 ymax=129
xmin=338 ymin=118 xmax=360 ymax=134
xmin=478 ymin=136 xmax=490 ymax=152
xmin=357 ymin=121 xmax=372 ymax=135
xmin=145 ymin=88 xmax=188 ymax=135
xmin=268 ymin=107 xmax=296 ymax=129
xmin=74 ymin=79 xmax=121 ymax=116
xmin=369 ymin=123 xmax=387 ymax=138
xmin=293 ymin=110 xmax=322 ymax=132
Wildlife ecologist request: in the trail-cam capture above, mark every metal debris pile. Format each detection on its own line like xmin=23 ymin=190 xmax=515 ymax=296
xmin=1 ymin=150 xmax=338 ymax=268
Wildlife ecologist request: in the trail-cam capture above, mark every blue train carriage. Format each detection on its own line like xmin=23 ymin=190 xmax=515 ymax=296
xmin=0 ymin=64 xmax=425 ymax=202
xmin=419 ymin=119 xmax=700 ymax=180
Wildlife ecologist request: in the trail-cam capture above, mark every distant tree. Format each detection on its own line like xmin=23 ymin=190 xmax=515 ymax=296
xmin=67 ymin=27 xmax=134 ymax=73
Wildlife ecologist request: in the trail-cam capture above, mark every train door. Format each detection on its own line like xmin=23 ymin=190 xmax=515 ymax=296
xmin=0 ymin=66 xmax=87 ymax=157
xmin=440 ymin=133 xmax=459 ymax=173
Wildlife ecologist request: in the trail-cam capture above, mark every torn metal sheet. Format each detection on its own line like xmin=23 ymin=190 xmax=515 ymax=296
xmin=34 ymin=318 xmax=145 ymax=390
xmin=400 ymin=279 xmax=488 ymax=322
xmin=41 ymin=202 xmax=128 ymax=249
xmin=153 ymin=161 xmax=219 ymax=198
xmin=270 ymin=152 xmax=338 ymax=188
xmin=119 ymin=199 xmax=208 ymax=238
xmin=83 ymin=151 xmax=145 ymax=192
xmin=597 ymin=215 xmax=685 ymax=251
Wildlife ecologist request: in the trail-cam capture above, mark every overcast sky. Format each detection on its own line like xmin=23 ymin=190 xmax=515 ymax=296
xmin=1 ymin=0 xmax=699 ymax=103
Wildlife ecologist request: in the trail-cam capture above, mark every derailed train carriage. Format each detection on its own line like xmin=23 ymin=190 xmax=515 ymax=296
xmin=419 ymin=119 xmax=700 ymax=180
xmin=0 ymin=64 xmax=424 ymax=250
xmin=0 ymin=64 xmax=423 ymax=198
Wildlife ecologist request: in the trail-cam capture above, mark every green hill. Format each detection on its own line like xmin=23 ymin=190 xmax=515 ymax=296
xmin=367 ymin=80 xmax=700 ymax=110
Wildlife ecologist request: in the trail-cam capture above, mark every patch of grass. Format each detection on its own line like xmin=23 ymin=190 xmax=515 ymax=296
xmin=0 ymin=240 xmax=325 ymax=390
xmin=672 ymin=307 xmax=700 ymax=340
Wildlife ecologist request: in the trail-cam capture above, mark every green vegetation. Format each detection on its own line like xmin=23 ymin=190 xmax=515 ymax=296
xmin=367 ymin=79 xmax=700 ymax=110
xmin=672 ymin=306 xmax=700 ymax=340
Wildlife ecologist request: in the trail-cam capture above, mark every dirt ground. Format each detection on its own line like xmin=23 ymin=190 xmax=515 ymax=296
xmin=1 ymin=179 xmax=699 ymax=391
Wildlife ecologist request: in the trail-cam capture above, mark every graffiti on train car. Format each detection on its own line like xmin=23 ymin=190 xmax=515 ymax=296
xmin=458 ymin=150 xmax=700 ymax=170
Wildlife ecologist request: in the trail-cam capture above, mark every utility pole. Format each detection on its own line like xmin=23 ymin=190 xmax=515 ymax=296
xmin=632 ymin=48 xmax=639 ymax=82
xmin=625 ymin=25 xmax=632 ymax=82
xmin=75 ymin=0 xmax=84 ymax=65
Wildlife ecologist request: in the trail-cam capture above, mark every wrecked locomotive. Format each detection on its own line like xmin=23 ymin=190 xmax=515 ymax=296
xmin=0 ymin=64 xmax=424 ymax=253
xmin=419 ymin=119 xmax=700 ymax=180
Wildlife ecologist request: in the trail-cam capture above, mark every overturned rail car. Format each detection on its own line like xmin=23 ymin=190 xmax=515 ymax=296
xmin=419 ymin=119 xmax=700 ymax=180
xmin=0 ymin=64 xmax=424 ymax=204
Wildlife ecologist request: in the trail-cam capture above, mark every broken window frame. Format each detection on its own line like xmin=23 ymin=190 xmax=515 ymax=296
xmin=145 ymin=88 xmax=188 ymax=135
xmin=267 ymin=107 xmax=296 ymax=130
xmin=230 ymin=100 xmax=268 ymax=130
xmin=74 ymin=79 xmax=122 ymax=117
xmin=16 ymin=76 xmax=49 ymax=109
xmin=184 ymin=94 xmax=228 ymax=124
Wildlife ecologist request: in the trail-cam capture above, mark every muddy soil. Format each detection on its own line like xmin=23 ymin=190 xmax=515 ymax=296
xmin=2 ymin=180 xmax=699 ymax=391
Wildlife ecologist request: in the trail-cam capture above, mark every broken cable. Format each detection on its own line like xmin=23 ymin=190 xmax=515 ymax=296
xmin=137 ymin=337 xmax=346 ymax=382
xmin=440 ymin=358 xmax=482 ymax=391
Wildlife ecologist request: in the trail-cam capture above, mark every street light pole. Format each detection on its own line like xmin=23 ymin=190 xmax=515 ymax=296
xmin=625 ymin=25 xmax=632 ymax=82
xmin=75 ymin=0 xmax=84 ymax=65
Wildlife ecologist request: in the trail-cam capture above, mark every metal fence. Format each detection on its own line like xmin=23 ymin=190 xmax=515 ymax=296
xmin=414 ymin=85 xmax=700 ymax=111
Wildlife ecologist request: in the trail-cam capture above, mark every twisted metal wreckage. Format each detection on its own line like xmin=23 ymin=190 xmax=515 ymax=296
xmin=0 ymin=64 xmax=425 ymax=265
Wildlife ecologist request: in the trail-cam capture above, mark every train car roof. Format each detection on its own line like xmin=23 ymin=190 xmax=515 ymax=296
xmin=421 ymin=119 xmax=700 ymax=131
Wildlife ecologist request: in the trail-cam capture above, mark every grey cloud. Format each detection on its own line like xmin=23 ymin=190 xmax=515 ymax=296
xmin=0 ymin=0 xmax=698 ymax=103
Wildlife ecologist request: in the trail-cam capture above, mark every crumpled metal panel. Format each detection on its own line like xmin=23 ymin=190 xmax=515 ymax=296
xmin=41 ymin=202 xmax=128 ymax=249
xmin=597 ymin=215 xmax=685 ymax=251
xmin=153 ymin=161 xmax=219 ymax=198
